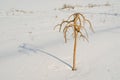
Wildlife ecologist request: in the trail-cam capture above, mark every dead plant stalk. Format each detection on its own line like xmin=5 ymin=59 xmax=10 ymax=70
xmin=54 ymin=13 xmax=94 ymax=71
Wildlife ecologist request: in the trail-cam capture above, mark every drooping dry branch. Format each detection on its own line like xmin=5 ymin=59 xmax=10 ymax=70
xmin=63 ymin=25 xmax=73 ymax=43
xmin=54 ymin=20 xmax=73 ymax=32
xmin=85 ymin=19 xmax=94 ymax=32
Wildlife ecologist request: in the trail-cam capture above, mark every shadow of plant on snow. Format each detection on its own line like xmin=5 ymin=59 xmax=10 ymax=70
xmin=18 ymin=43 xmax=72 ymax=69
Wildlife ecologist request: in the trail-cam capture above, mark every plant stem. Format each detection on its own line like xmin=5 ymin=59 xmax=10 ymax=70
xmin=72 ymin=30 xmax=78 ymax=71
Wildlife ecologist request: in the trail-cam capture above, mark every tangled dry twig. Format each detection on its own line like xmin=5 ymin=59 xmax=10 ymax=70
xmin=54 ymin=13 xmax=94 ymax=43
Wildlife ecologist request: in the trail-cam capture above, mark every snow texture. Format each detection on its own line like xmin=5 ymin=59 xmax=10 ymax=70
xmin=0 ymin=0 xmax=120 ymax=80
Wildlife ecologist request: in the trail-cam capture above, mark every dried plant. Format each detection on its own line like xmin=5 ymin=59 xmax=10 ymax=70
xmin=60 ymin=4 xmax=74 ymax=10
xmin=54 ymin=13 xmax=94 ymax=71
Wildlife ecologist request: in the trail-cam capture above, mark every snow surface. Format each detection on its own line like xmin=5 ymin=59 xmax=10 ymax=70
xmin=0 ymin=0 xmax=120 ymax=80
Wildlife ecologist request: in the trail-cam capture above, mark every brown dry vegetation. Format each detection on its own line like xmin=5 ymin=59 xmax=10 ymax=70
xmin=54 ymin=13 xmax=94 ymax=42
xmin=54 ymin=13 xmax=94 ymax=70
xmin=57 ymin=2 xmax=111 ymax=10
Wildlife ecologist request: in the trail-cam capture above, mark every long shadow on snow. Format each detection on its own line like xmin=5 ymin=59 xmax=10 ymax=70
xmin=19 ymin=43 xmax=72 ymax=69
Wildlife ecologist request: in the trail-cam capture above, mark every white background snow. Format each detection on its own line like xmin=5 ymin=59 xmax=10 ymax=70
xmin=0 ymin=0 xmax=120 ymax=80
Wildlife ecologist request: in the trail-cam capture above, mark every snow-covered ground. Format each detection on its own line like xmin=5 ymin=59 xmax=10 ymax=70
xmin=0 ymin=0 xmax=120 ymax=80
